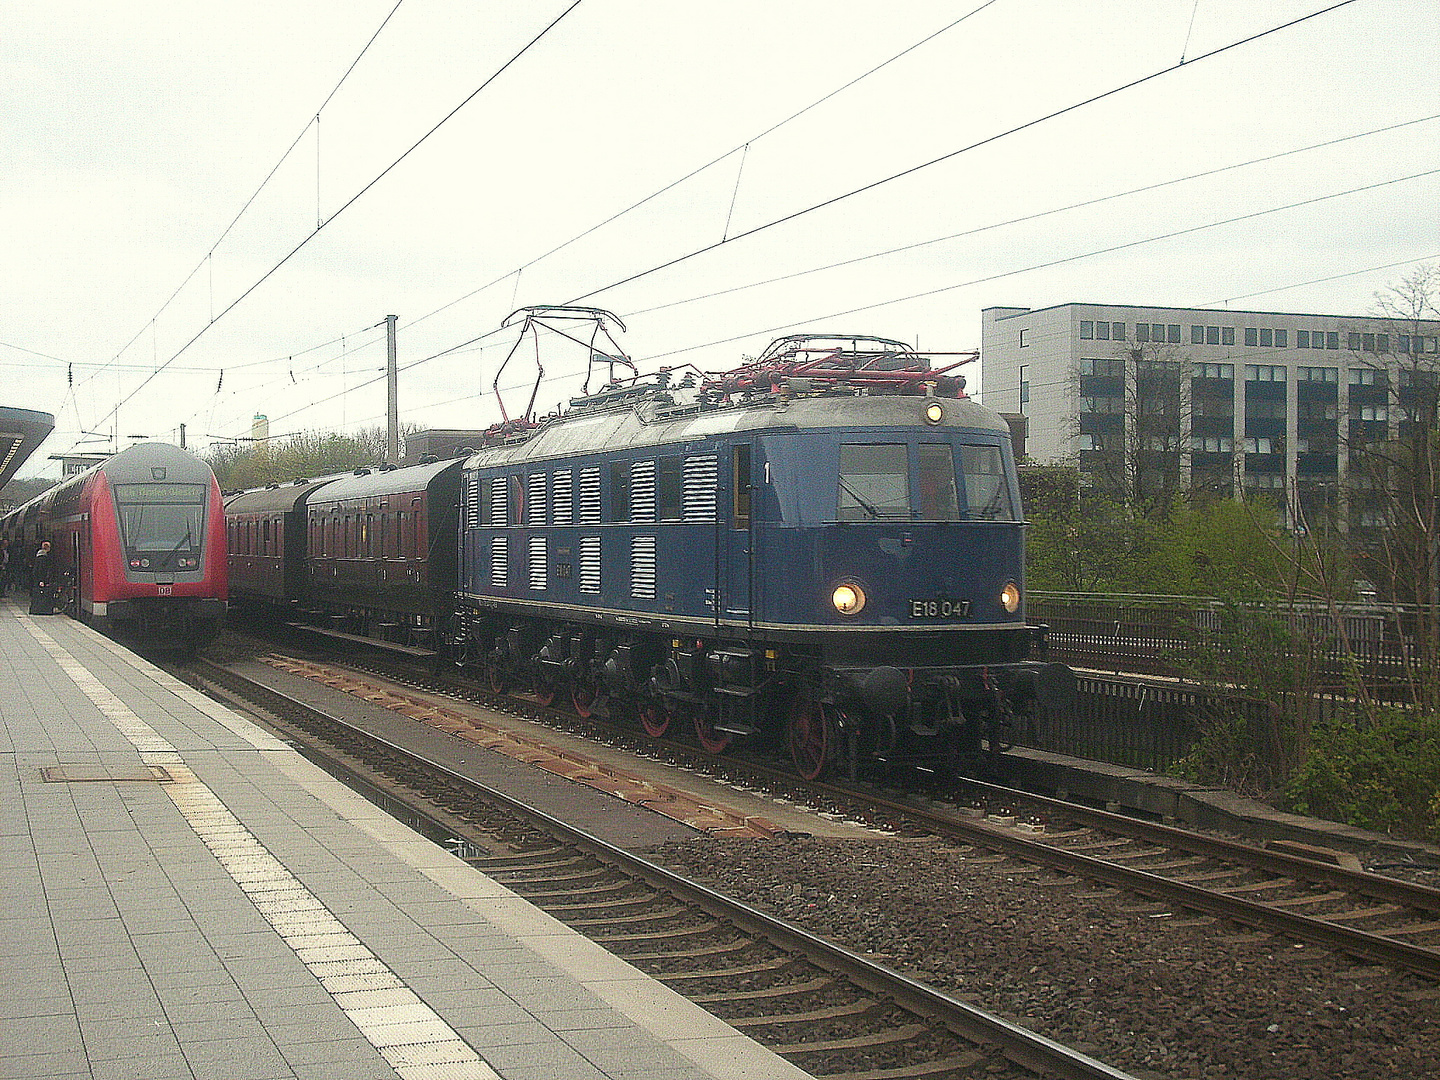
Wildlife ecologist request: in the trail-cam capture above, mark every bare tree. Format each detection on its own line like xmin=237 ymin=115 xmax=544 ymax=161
xmin=1344 ymin=264 xmax=1440 ymax=708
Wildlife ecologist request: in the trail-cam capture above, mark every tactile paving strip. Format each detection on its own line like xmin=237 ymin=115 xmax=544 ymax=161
xmin=24 ymin=618 xmax=501 ymax=1080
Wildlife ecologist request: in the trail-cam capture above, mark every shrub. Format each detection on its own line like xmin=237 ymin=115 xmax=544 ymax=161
xmin=1283 ymin=709 xmax=1440 ymax=843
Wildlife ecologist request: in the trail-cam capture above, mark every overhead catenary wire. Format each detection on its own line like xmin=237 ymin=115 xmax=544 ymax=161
xmin=88 ymin=0 xmax=589 ymax=441
xmin=229 ymin=170 xmax=1436 ymax=442
xmin=562 ymin=0 xmax=1365 ymax=308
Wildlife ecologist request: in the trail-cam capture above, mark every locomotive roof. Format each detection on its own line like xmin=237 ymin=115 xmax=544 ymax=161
xmin=305 ymin=457 xmax=462 ymax=506
xmin=223 ymin=475 xmax=345 ymax=515
xmin=462 ymin=392 xmax=1009 ymax=470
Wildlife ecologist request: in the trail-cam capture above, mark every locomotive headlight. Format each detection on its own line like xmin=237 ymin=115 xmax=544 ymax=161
xmin=999 ymin=581 xmax=1021 ymax=613
xmin=832 ymin=582 xmax=866 ymax=616
xmin=924 ymin=400 xmax=945 ymax=425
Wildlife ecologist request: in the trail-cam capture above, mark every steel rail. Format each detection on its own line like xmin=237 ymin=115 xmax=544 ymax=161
xmin=193 ymin=658 xmax=1139 ymax=1080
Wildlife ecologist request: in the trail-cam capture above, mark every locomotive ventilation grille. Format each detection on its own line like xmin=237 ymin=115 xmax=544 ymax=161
xmin=579 ymin=468 xmax=601 ymax=524
xmin=684 ymin=454 xmax=718 ymax=520
xmin=528 ymin=536 xmax=547 ymax=590
xmin=490 ymin=536 xmax=508 ymax=588
xmin=630 ymin=536 xmax=656 ymax=599
xmin=630 ymin=460 xmax=656 ymax=522
xmin=579 ymin=536 xmax=601 ymax=594
xmin=552 ymin=470 xmax=573 ymax=525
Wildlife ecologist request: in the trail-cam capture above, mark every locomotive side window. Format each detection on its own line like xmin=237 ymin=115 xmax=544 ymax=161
xmin=837 ymin=444 xmax=910 ymax=521
xmin=478 ymin=477 xmax=493 ymax=526
xmin=509 ymin=476 xmax=525 ymax=526
xmin=657 ymin=456 xmax=683 ymax=522
xmin=732 ymin=446 xmax=751 ymax=529
xmin=917 ymin=444 xmax=960 ymax=521
xmin=961 ymin=445 xmax=1015 ymax=520
xmin=610 ymin=462 xmax=631 ymax=522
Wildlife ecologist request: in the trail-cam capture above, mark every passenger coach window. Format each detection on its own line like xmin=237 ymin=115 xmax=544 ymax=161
xmin=838 ymin=444 xmax=910 ymax=521
xmin=917 ymin=445 xmax=960 ymax=520
xmin=961 ymin=445 xmax=1014 ymax=520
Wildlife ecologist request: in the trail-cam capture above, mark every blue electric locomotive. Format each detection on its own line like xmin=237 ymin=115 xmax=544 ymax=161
xmin=453 ymin=325 xmax=1070 ymax=778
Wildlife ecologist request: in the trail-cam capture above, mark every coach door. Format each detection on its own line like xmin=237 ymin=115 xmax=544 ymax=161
xmin=719 ymin=443 xmax=753 ymax=633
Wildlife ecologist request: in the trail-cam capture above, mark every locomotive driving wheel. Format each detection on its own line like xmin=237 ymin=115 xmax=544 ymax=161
xmin=531 ymin=675 xmax=558 ymax=707
xmin=691 ymin=705 xmax=733 ymax=755
xmin=571 ymin=679 xmax=603 ymax=719
xmin=787 ymin=690 xmax=835 ymax=781
xmin=638 ymin=699 xmax=671 ymax=738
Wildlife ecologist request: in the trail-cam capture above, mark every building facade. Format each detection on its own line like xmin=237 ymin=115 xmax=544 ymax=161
xmin=982 ymin=302 xmax=1440 ymax=527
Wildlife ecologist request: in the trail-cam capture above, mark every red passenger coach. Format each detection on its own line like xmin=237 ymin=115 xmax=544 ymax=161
xmin=1 ymin=442 xmax=227 ymax=649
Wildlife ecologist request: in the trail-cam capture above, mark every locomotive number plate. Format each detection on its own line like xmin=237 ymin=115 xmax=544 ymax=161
xmin=157 ymin=585 xmax=173 ymax=596
xmin=910 ymin=599 xmax=970 ymax=618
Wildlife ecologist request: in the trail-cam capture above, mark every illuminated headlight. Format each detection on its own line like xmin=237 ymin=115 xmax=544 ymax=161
xmin=832 ymin=582 xmax=866 ymax=616
xmin=1000 ymin=581 xmax=1021 ymax=613
xmin=924 ymin=401 xmax=945 ymax=425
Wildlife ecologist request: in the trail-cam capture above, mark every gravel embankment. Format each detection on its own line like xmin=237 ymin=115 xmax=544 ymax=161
xmin=653 ymin=835 xmax=1438 ymax=1080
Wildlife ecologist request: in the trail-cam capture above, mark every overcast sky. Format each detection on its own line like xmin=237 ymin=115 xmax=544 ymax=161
xmin=4 ymin=0 xmax=1437 ymax=475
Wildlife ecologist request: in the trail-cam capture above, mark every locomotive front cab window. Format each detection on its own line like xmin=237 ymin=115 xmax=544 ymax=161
xmin=917 ymin=444 xmax=960 ymax=521
xmin=111 ymin=483 xmax=207 ymax=571
xmin=838 ymin=444 xmax=910 ymax=521
xmin=961 ymin=445 xmax=1015 ymax=520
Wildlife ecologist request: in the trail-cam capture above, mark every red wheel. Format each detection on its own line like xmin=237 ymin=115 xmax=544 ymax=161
xmin=532 ymin=677 xmax=557 ymax=707
xmin=787 ymin=692 xmax=833 ymax=781
xmin=638 ymin=701 xmax=671 ymax=738
xmin=571 ymin=681 xmax=598 ymax=718
xmin=486 ymin=661 xmax=508 ymax=694
xmin=693 ymin=707 xmax=733 ymax=755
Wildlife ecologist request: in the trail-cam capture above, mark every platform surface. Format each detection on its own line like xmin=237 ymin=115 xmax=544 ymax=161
xmin=0 ymin=600 xmax=812 ymax=1080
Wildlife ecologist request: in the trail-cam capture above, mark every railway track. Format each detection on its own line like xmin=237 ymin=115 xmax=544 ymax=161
xmin=235 ymin=639 xmax=1440 ymax=985
xmin=186 ymin=655 xmax=1137 ymax=1080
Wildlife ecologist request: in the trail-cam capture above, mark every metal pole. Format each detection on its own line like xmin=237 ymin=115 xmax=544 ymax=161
xmin=386 ymin=314 xmax=398 ymax=463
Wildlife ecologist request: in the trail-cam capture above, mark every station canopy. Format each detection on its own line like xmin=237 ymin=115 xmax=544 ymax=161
xmin=0 ymin=407 xmax=55 ymax=491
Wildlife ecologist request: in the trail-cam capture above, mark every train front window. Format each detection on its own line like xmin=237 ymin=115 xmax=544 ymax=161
xmin=112 ymin=484 xmax=206 ymax=569
xmin=960 ymin=446 xmax=1015 ymax=520
xmin=838 ymin=444 xmax=910 ymax=521
xmin=916 ymin=444 xmax=960 ymax=520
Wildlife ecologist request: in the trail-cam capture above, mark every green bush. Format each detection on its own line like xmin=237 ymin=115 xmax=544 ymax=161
xmin=1283 ymin=710 xmax=1440 ymax=843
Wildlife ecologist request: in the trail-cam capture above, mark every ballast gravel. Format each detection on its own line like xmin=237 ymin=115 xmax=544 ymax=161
xmin=652 ymin=835 xmax=1438 ymax=1080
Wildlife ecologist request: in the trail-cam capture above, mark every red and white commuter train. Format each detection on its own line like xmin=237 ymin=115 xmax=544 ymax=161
xmin=0 ymin=442 xmax=227 ymax=648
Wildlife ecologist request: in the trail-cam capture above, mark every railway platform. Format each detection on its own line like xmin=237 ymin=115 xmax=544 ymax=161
xmin=0 ymin=599 xmax=813 ymax=1080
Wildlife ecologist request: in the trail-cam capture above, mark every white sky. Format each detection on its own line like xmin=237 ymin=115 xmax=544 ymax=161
xmin=4 ymin=0 xmax=1437 ymax=475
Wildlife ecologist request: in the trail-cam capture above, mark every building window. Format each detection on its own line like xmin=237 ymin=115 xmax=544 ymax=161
xmin=1246 ymin=437 xmax=1277 ymax=454
xmin=1078 ymin=433 xmax=1103 ymax=451
xmin=1079 ymin=321 xmax=1094 ymax=340
xmin=1019 ymin=327 xmax=1029 ymax=347
xmin=1112 ymin=322 xmax=1126 ymax=341
xmin=1348 ymin=367 xmax=1380 ymax=386
xmin=1362 ymin=333 xmax=1375 ymax=352
xmin=1195 ymin=363 xmax=1234 ymax=379
xmin=1018 ymin=364 xmax=1029 ymax=414
xmin=1259 ymin=328 xmax=1273 ymax=347
xmin=1167 ymin=324 xmax=1181 ymax=343
xmin=1096 ymin=321 xmax=1110 ymax=340
xmin=1348 ymin=332 xmax=1362 ymax=351
xmin=1245 ymin=327 xmax=1258 ymax=346
xmin=1298 ymin=367 xmax=1337 ymax=382
xmin=1191 ymin=325 xmax=1205 ymax=344
xmin=1135 ymin=324 xmax=1149 ymax=343
xmin=1377 ymin=334 xmax=1389 ymax=353
xmin=1326 ymin=332 xmax=1339 ymax=350
xmin=1082 ymin=357 xmax=1124 ymax=376
xmin=1297 ymin=330 xmax=1309 ymax=348
xmin=1275 ymin=329 xmax=1288 ymax=347
xmin=1207 ymin=326 xmax=1220 ymax=345
xmin=1245 ymin=364 xmax=1286 ymax=382
xmin=1354 ymin=405 xmax=1388 ymax=421
xmin=1222 ymin=327 xmax=1235 ymax=345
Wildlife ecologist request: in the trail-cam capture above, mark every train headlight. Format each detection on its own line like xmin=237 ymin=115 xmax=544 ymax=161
xmin=832 ymin=582 xmax=866 ymax=616
xmin=999 ymin=581 xmax=1021 ymax=613
xmin=924 ymin=401 xmax=945 ymax=425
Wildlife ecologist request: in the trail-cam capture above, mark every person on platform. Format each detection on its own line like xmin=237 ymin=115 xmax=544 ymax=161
xmin=29 ymin=539 xmax=56 ymax=615
xmin=0 ymin=537 xmax=10 ymax=596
